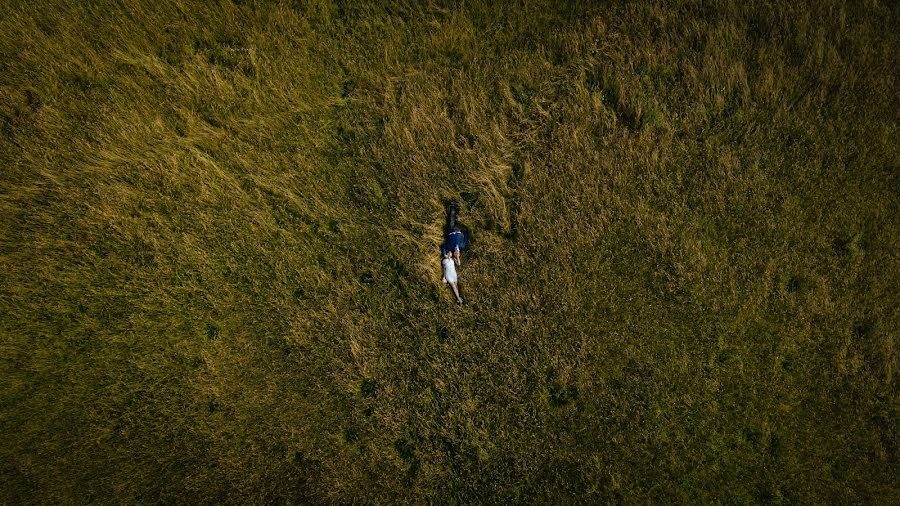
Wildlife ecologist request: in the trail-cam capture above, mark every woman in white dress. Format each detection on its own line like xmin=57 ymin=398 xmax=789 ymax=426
xmin=441 ymin=249 xmax=463 ymax=304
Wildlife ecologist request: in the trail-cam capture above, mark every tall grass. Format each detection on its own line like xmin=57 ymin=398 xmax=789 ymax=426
xmin=1 ymin=0 xmax=897 ymax=502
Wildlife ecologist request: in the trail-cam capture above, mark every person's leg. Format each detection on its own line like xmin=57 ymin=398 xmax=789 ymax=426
xmin=450 ymin=282 xmax=463 ymax=303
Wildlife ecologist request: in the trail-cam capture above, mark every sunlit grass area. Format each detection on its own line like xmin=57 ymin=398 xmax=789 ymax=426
xmin=1 ymin=0 xmax=897 ymax=502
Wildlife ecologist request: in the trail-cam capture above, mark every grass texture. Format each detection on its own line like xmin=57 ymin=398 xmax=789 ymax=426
xmin=1 ymin=0 xmax=898 ymax=502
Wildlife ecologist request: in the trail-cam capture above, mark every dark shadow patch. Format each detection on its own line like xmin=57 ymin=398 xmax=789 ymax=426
xmin=754 ymin=484 xmax=776 ymax=504
xmin=635 ymin=61 xmax=651 ymax=76
xmin=428 ymin=285 xmax=441 ymax=303
xmin=394 ymin=437 xmax=415 ymax=461
xmin=438 ymin=326 xmax=451 ymax=342
xmin=360 ymin=378 xmax=377 ymax=398
xmin=505 ymin=195 xmax=521 ymax=242
xmin=170 ymin=112 xmax=188 ymax=137
xmin=198 ymin=108 xmax=224 ymax=129
xmin=341 ymin=79 xmax=355 ymax=98
xmin=586 ymin=64 xmax=625 ymax=123
xmin=271 ymin=441 xmax=288 ymax=458
xmin=359 ymin=271 xmax=375 ymax=286
xmin=25 ymin=89 xmax=41 ymax=111
xmin=597 ymin=85 xmax=640 ymax=131
xmin=853 ymin=319 xmax=874 ymax=340
xmin=328 ymin=219 xmax=342 ymax=234
xmin=2 ymin=89 xmax=42 ymax=135
xmin=746 ymin=12 xmax=772 ymax=42
xmin=403 ymin=459 xmax=420 ymax=487
xmin=608 ymin=377 xmax=623 ymax=391
xmin=510 ymin=162 xmax=526 ymax=185
xmin=430 ymin=387 xmax=446 ymax=417
xmin=67 ymin=334 xmax=92 ymax=352
xmin=343 ymin=426 xmax=359 ymax=443
xmin=547 ymin=366 xmax=578 ymax=407
xmin=207 ymin=398 xmax=218 ymax=413
xmin=459 ymin=191 xmax=479 ymax=211
xmin=62 ymin=70 xmax=106 ymax=96
xmin=768 ymin=432 xmax=782 ymax=460
xmin=36 ymin=16 xmax=59 ymax=38
xmin=292 ymin=287 xmax=305 ymax=300
xmin=832 ymin=237 xmax=852 ymax=257
xmin=206 ymin=324 xmax=219 ymax=340
xmin=715 ymin=349 xmax=731 ymax=366
xmin=549 ymin=382 xmax=579 ymax=407
xmin=455 ymin=131 xmax=476 ymax=150
xmin=786 ymin=276 xmax=803 ymax=293
xmin=388 ymin=257 xmax=409 ymax=286
xmin=623 ymin=358 xmax=650 ymax=379
xmin=781 ymin=356 xmax=794 ymax=372
xmin=782 ymin=127 xmax=808 ymax=149
xmin=831 ymin=232 xmax=866 ymax=257
xmin=158 ymin=26 xmax=192 ymax=66
xmin=745 ymin=428 xmax=763 ymax=449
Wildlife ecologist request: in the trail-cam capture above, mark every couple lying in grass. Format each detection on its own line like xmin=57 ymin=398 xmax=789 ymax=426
xmin=441 ymin=201 xmax=467 ymax=304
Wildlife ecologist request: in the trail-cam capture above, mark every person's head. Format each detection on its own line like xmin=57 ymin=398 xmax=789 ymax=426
xmin=444 ymin=249 xmax=453 ymax=259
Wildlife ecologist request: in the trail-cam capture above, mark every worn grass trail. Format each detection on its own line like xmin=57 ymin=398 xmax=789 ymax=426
xmin=1 ymin=0 xmax=898 ymax=502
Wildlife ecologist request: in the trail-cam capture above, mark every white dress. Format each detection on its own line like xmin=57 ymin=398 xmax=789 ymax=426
xmin=442 ymin=258 xmax=458 ymax=283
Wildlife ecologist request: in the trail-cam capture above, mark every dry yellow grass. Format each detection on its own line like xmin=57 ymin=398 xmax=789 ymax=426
xmin=1 ymin=0 xmax=897 ymax=502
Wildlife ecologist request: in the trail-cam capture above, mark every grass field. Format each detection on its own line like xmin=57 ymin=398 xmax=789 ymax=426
xmin=1 ymin=0 xmax=898 ymax=502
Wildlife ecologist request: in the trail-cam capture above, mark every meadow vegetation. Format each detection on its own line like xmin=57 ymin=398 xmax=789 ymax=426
xmin=1 ymin=0 xmax=898 ymax=502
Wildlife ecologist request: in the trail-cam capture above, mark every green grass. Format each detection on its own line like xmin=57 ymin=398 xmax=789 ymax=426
xmin=1 ymin=0 xmax=897 ymax=502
